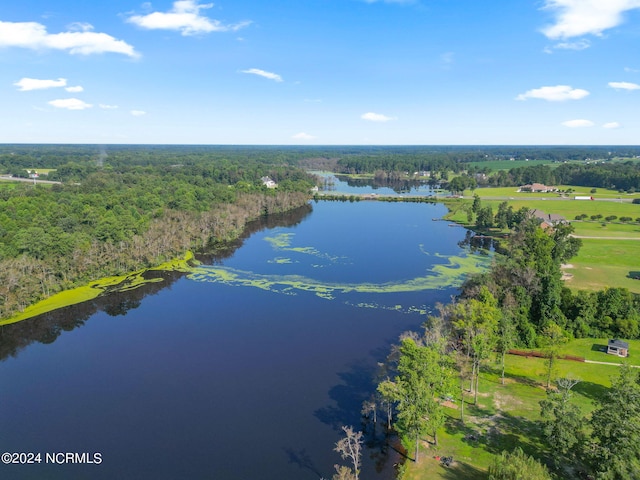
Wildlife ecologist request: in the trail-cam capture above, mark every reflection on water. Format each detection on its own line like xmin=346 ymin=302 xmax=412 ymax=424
xmin=317 ymin=172 xmax=440 ymax=196
xmin=0 ymin=200 xmax=485 ymax=480
xmin=0 ymin=270 xmax=182 ymax=362
xmin=0 ymin=205 xmax=314 ymax=363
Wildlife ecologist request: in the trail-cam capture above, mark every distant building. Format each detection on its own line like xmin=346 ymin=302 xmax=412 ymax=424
xmin=607 ymin=339 xmax=629 ymax=357
xmin=518 ymin=183 xmax=556 ymax=193
xmin=261 ymin=176 xmax=277 ymax=188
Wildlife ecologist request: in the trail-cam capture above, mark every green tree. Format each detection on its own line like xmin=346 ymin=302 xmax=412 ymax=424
xmin=488 ymin=447 xmax=552 ymax=480
xmin=494 ymin=201 xmax=511 ymax=229
xmin=471 ymin=194 xmax=481 ymax=214
xmin=497 ymin=312 xmax=517 ymax=385
xmin=540 ymin=322 xmax=567 ymax=389
xmin=452 ymin=287 xmax=500 ymax=405
xmin=378 ymin=338 xmax=453 ymax=461
xmin=589 ymin=364 xmax=640 ymax=479
xmin=539 ymin=377 xmax=584 ymax=465
xmin=476 ymin=205 xmax=494 ymax=229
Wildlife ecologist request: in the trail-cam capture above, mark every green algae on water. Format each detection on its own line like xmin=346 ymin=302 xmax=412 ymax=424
xmin=264 ymin=232 xmax=345 ymax=264
xmin=0 ymin=252 xmax=196 ymax=326
xmin=186 ymin=252 xmax=491 ymax=305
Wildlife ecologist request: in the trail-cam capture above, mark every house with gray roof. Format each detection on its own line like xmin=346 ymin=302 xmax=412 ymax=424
xmin=607 ymin=339 xmax=629 ymax=358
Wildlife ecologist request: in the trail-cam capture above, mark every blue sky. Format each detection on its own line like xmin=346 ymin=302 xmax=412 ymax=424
xmin=1 ymin=0 xmax=640 ymax=145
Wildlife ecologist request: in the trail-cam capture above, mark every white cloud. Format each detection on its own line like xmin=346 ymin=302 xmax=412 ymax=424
xmin=292 ymin=132 xmax=316 ymax=140
xmin=516 ymin=85 xmax=589 ymax=101
xmin=65 ymin=85 xmax=84 ymax=93
xmin=48 ymin=98 xmax=93 ymax=110
xmin=361 ymin=112 xmax=397 ymax=122
xmin=131 ymin=110 xmax=147 ymax=116
xmin=562 ymin=119 xmax=594 ymax=127
xmin=0 ymin=21 xmax=138 ymax=57
xmin=608 ymin=81 xmax=640 ymax=90
xmin=241 ymin=68 xmax=283 ymax=82
xmin=128 ymin=0 xmax=251 ymax=36
xmin=14 ymin=77 xmax=67 ymax=91
xmin=541 ymin=0 xmax=640 ymax=39
xmin=99 ymin=104 xmax=119 ymax=109
xmin=440 ymin=51 xmax=455 ymax=69
xmin=544 ymin=39 xmax=591 ymax=52
xmin=624 ymin=66 xmax=640 ymax=73
xmin=603 ymin=121 xmax=622 ymax=129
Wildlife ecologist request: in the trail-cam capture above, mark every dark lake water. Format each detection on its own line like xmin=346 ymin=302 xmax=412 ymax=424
xmin=314 ymin=172 xmax=441 ymax=196
xmin=0 ymin=200 xmax=488 ymax=480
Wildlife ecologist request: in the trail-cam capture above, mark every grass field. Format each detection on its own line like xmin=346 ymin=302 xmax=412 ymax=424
xmin=443 ymin=185 xmax=640 ymax=293
xmin=465 ymin=160 xmax=553 ymax=171
xmin=564 ymin=239 xmax=640 ymax=292
xmin=402 ymin=339 xmax=639 ymax=479
xmin=472 ymin=185 xmax=640 ymax=201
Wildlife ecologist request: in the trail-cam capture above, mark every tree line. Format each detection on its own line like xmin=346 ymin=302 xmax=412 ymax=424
xmin=0 ymin=147 xmax=316 ymax=320
xmin=485 ymin=161 xmax=640 ymax=192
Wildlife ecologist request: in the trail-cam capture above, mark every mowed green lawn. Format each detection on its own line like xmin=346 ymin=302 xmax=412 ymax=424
xmin=403 ymin=339 xmax=637 ymax=480
xmin=565 ymin=239 xmax=640 ymax=293
xmin=472 ymin=185 xmax=640 ymax=201
xmin=444 ymin=186 xmax=640 ymax=293
xmin=466 ymin=159 xmax=552 ymax=171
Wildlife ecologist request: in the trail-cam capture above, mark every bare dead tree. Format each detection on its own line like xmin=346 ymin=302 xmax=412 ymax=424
xmin=334 ymin=425 xmax=363 ymax=480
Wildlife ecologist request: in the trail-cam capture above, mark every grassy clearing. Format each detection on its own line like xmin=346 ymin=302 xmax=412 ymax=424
xmin=466 ymin=160 xmax=552 ymax=171
xmin=564 ymin=239 xmax=640 ymax=293
xmin=481 ymin=198 xmax=640 ymax=221
xmin=403 ymin=339 xmax=632 ymax=479
xmin=472 ymin=185 xmax=640 ymax=201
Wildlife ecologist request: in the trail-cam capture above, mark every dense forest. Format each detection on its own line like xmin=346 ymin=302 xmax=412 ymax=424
xmin=486 ymin=162 xmax=640 ymax=192
xmin=0 ymin=145 xmax=316 ymax=319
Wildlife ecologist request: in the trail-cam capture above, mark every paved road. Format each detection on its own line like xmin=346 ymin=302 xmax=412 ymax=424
xmin=0 ymin=175 xmax=61 ymax=185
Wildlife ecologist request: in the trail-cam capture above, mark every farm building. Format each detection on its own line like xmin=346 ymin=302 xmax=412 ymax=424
xmin=607 ymin=339 xmax=629 ymax=357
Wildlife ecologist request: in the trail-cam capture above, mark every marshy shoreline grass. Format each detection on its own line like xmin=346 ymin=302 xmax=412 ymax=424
xmin=0 ymin=252 xmax=195 ymax=327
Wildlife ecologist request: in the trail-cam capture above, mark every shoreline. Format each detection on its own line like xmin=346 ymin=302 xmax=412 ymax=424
xmin=0 ymin=252 xmax=196 ymax=327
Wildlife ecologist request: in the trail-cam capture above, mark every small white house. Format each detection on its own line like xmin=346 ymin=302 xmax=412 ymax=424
xmin=607 ymin=339 xmax=629 ymax=358
xmin=261 ymin=176 xmax=277 ymax=188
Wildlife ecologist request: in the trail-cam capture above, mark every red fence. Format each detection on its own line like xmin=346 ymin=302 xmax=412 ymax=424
xmin=508 ymin=349 xmax=585 ymax=363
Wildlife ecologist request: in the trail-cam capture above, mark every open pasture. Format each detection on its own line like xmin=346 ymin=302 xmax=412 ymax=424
xmin=403 ymin=338 xmax=636 ymax=479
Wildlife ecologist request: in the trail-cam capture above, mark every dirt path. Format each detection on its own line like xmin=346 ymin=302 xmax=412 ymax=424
xmin=584 ymin=359 xmax=640 ymax=367
xmin=570 ymin=234 xmax=640 ymax=240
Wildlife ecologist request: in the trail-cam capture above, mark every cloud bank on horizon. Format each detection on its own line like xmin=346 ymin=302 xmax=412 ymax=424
xmin=0 ymin=0 xmax=638 ymax=144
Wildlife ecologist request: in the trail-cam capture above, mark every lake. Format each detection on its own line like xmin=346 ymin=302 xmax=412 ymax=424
xmin=0 ymin=199 xmax=488 ymax=480
xmin=315 ymin=172 xmax=441 ymax=196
